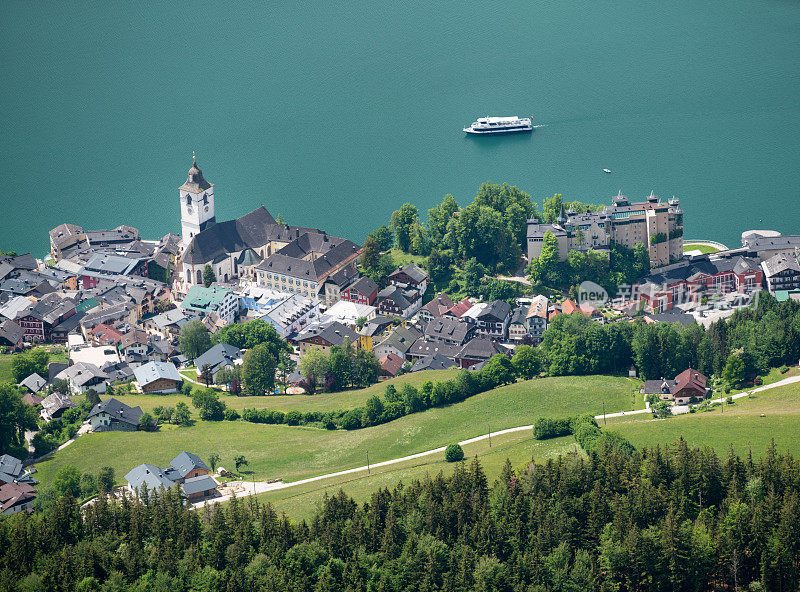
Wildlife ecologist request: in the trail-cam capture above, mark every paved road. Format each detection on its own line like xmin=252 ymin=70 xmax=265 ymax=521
xmin=193 ymin=374 xmax=800 ymax=508
xmin=193 ymin=425 xmax=535 ymax=507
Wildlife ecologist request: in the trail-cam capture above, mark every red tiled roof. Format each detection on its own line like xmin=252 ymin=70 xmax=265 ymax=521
xmin=379 ymin=353 xmax=405 ymax=376
xmin=673 ymin=368 xmax=707 ymax=393
xmin=445 ymin=299 xmax=472 ymax=318
xmin=562 ymin=299 xmax=579 ymax=314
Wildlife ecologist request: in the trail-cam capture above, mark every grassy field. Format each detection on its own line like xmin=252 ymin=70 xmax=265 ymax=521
xmin=0 ymin=350 xmax=69 ymax=384
xmin=683 ymin=243 xmax=721 ymax=254
xmin=606 ymin=378 xmax=800 ymax=457
xmin=34 ymin=374 xmax=634 ymax=488
xmin=105 ymin=369 xmax=459 ymax=415
xmin=256 ymin=431 xmax=581 ymax=521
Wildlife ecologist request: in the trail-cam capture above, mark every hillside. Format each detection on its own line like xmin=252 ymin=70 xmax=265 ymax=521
xmin=33 ymin=374 xmax=635 ymax=488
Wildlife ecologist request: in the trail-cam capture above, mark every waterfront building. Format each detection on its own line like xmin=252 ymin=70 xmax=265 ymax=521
xmin=526 ymin=192 xmax=684 ymax=268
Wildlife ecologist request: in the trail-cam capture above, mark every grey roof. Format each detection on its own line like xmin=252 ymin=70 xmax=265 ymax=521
xmin=40 ymin=392 xmax=76 ymax=417
xmin=236 ymin=248 xmax=262 ymax=266
xmin=761 ymin=253 xmax=800 ymax=277
xmin=296 ymin=320 xmax=359 ymax=347
xmin=194 ymin=343 xmax=242 ymax=371
xmin=375 ymin=325 xmax=422 ymax=354
xmin=377 ymin=285 xmax=412 ymax=310
xmin=257 ymin=237 xmax=360 ymax=282
xmin=410 ymin=353 xmax=457 ymax=372
xmin=133 ymin=361 xmax=182 ymax=386
xmin=424 ymin=317 xmax=474 ymax=345
xmin=57 ymin=362 xmax=108 ymax=387
xmin=88 ymin=398 xmax=143 ymax=426
xmin=0 ymin=319 xmax=23 ymax=345
xmin=345 ymin=276 xmax=378 ymax=296
xmin=182 ymin=475 xmax=217 ymax=495
xmin=360 ymin=315 xmax=397 ymax=337
xmin=170 ymin=452 xmax=210 ymax=479
xmin=408 ymin=339 xmax=461 ymax=360
xmin=510 ymin=305 xmax=528 ymax=326
xmin=0 ymin=454 xmax=24 ymax=484
xmin=183 ymin=207 xmax=279 ymax=265
xmin=389 ymin=263 xmax=428 ymax=284
xmin=19 ymin=373 xmax=46 ymax=393
xmin=149 ymin=308 xmax=187 ymax=329
xmin=124 ymin=463 xmax=176 ymax=493
xmin=646 ymin=311 xmax=696 ymax=326
xmin=179 ymin=161 xmax=212 ymax=193
xmin=83 ymin=253 xmax=140 ymax=276
xmin=457 ymin=337 xmax=505 ymax=361
xmin=463 ymin=300 xmax=511 ymax=323
xmin=527 ymin=223 xmax=568 ymax=239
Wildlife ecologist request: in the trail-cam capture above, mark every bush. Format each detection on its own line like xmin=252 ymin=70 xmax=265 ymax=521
xmin=445 ymin=444 xmax=464 ymax=462
xmin=285 ymin=410 xmax=301 ymax=426
xmin=341 ymin=409 xmax=363 ymax=430
xmin=533 ymin=417 xmax=572 ymax=440
xmin=780 ymin=365 xmax=789 ymax=374
xmin=224 ymin=408 xmax=240 ymax=421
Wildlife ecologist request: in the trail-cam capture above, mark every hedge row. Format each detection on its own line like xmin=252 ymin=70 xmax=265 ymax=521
xmin=532 ymin=413 xmax=597 ymax=440
xmin=573 ymin=417 xmax=635 ymax=455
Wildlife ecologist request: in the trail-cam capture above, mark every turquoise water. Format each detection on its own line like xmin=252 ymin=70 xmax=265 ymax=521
xmin=2 ymin=0 xmax=799 ymax=256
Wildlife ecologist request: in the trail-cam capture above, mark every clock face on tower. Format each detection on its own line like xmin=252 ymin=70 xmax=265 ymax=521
xmin=187 ymin=206 xmax=193 ymax=214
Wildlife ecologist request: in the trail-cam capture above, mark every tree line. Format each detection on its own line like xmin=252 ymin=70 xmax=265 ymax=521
xmin=541 ymin=292 xmax=800 ymax=381
xmin=2 ymin=440 xmax=799 ymax=591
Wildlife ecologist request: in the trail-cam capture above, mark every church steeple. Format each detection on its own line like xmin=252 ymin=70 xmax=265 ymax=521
xmin=556 ymin=204 xmax=567 ymax=225
xmin=179 ymin=155 xmax=216 ymax=245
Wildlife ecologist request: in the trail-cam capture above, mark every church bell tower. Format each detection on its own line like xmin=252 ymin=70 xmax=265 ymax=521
xmin=180 ymin=155 xmax=216 ymax=244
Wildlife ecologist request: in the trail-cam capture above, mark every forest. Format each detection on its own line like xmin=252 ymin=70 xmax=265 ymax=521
xmin=1 ymin=440 xmax=798 ymax=592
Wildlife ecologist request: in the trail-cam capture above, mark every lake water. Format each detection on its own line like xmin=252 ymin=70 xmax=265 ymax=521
xmin=2 ymin=0 xmax=799 ymax=256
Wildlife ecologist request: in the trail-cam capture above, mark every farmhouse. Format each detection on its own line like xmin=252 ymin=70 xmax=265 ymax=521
xmin=87 ymin=398 xmax=143 ymax=432
xmin=643 ymin=368 xmax=709 ymax=405
xmin=194 ymin=343 xmax=242 ymax=382
xmin=133 ymin=361 xmax=183 ymax=394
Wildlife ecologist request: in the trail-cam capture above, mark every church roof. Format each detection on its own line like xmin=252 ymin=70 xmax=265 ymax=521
xmin=184 ymin=207 xmax=279 ymax=264
xmin=179 ymin=160 xmax=212 ymax=193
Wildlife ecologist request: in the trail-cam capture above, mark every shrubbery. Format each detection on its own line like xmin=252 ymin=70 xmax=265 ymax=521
xmin=444 ymin=443 xmax=464 ymax=462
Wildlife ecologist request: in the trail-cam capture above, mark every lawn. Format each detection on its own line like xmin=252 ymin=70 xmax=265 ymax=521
xmin=606 ymin=378 xmax=800 ymax=458
xmin=388 ymin=248 xmax=427 ymax=266
xmin=683 ymin=243 xmax=720 ymax=254
xmin=34 ymin=374 xmax=633 ymax=488
xmin=255 ymin=431 xmax=581 ymax=521
xmin=101 ymin=369 xmax=459 ymax=415
xmin=0 ymin=349 xmax=69 ymax=384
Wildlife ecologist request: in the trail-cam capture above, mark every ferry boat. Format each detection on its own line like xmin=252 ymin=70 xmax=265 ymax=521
xmin=463 ymin=116 xmax=533 ymax=134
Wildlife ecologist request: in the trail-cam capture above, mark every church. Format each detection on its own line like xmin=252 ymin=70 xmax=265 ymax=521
xmin=178 ymin=159 xmax=361 ymax=303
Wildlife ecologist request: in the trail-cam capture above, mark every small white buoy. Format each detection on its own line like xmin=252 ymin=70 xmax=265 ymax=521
xmin=603 ymin=168 xmax=612 ymax=174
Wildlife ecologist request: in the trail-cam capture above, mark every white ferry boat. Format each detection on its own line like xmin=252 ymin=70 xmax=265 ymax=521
xmin=463 ymin=116 xmax=533 ymax=134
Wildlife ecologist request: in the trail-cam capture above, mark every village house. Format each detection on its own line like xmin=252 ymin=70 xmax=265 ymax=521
xmin=193 ymin=343 xmax=242 ymax=382
xmin=417 ymin=293 xmax=455 ymax=325
xmin=143 ymin=308 xmax=189 ymax=341
xmin=410 ymin=353 xmax=457 ymax=372
xmin=124 ymin=452 xmax=217 ymax=500
xmin=507 ymin=306 xmax=528 ymax=341
xmin=56 ymin=362 xmax=109 ymax=395
xmin=378 ymin=353 xmax=406 ymax=378
xmin=0 ymin=454 xmax=36 ymax=486
xmin=761 ymin=253 xmax=800 ymax=293
xmin=388 ymin=264 xmax=428 ymax=295
xmin=525 ymin=295 xmax=549 ymax=344
xmin=340 ymin=276 xmax=379 ymax=306
xmin=87 ymin=398 xmax=144 ymax=431
xmin=133 ymin=361 xmax=183 ymax=394
xmin=180 ymin=285 xmax=239 ymax=325
xmin=372 ymin=325 xmax=421 ymax=360
xmin=358 ymin=316 xmax=398 ymax=351
xmin=423 ymin=316 xmax=475 ymax=346
xmin=643 ymin=368 xmax=710 ymax=405
xmin=18 ymin=373 xmax=46 ymax=394
xmin=455 ymin=337 xmax=508 ymax=369
xmin=406 ymin=339 xmax=461 ymax=364
xmin=376 ymin=284 xmax=422 ymax=318
xmin=0 ymin=482 xmax=36 ymax=515
xmin=0 ymin=319 xmax=24 ymax=350
xmin=40 ymin=391 xmax=77 ymax=421
xmin=295 ymin=320 xmax=360 ymax=356
xmin=462 ymin=300 xmax=511 ymax=340
xmin=442 ymin=298 xmax=473 ymax=320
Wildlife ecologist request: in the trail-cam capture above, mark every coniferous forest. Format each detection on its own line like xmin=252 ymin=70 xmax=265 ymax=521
xmin=2 ymin=441 xmax=800 ymax=592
